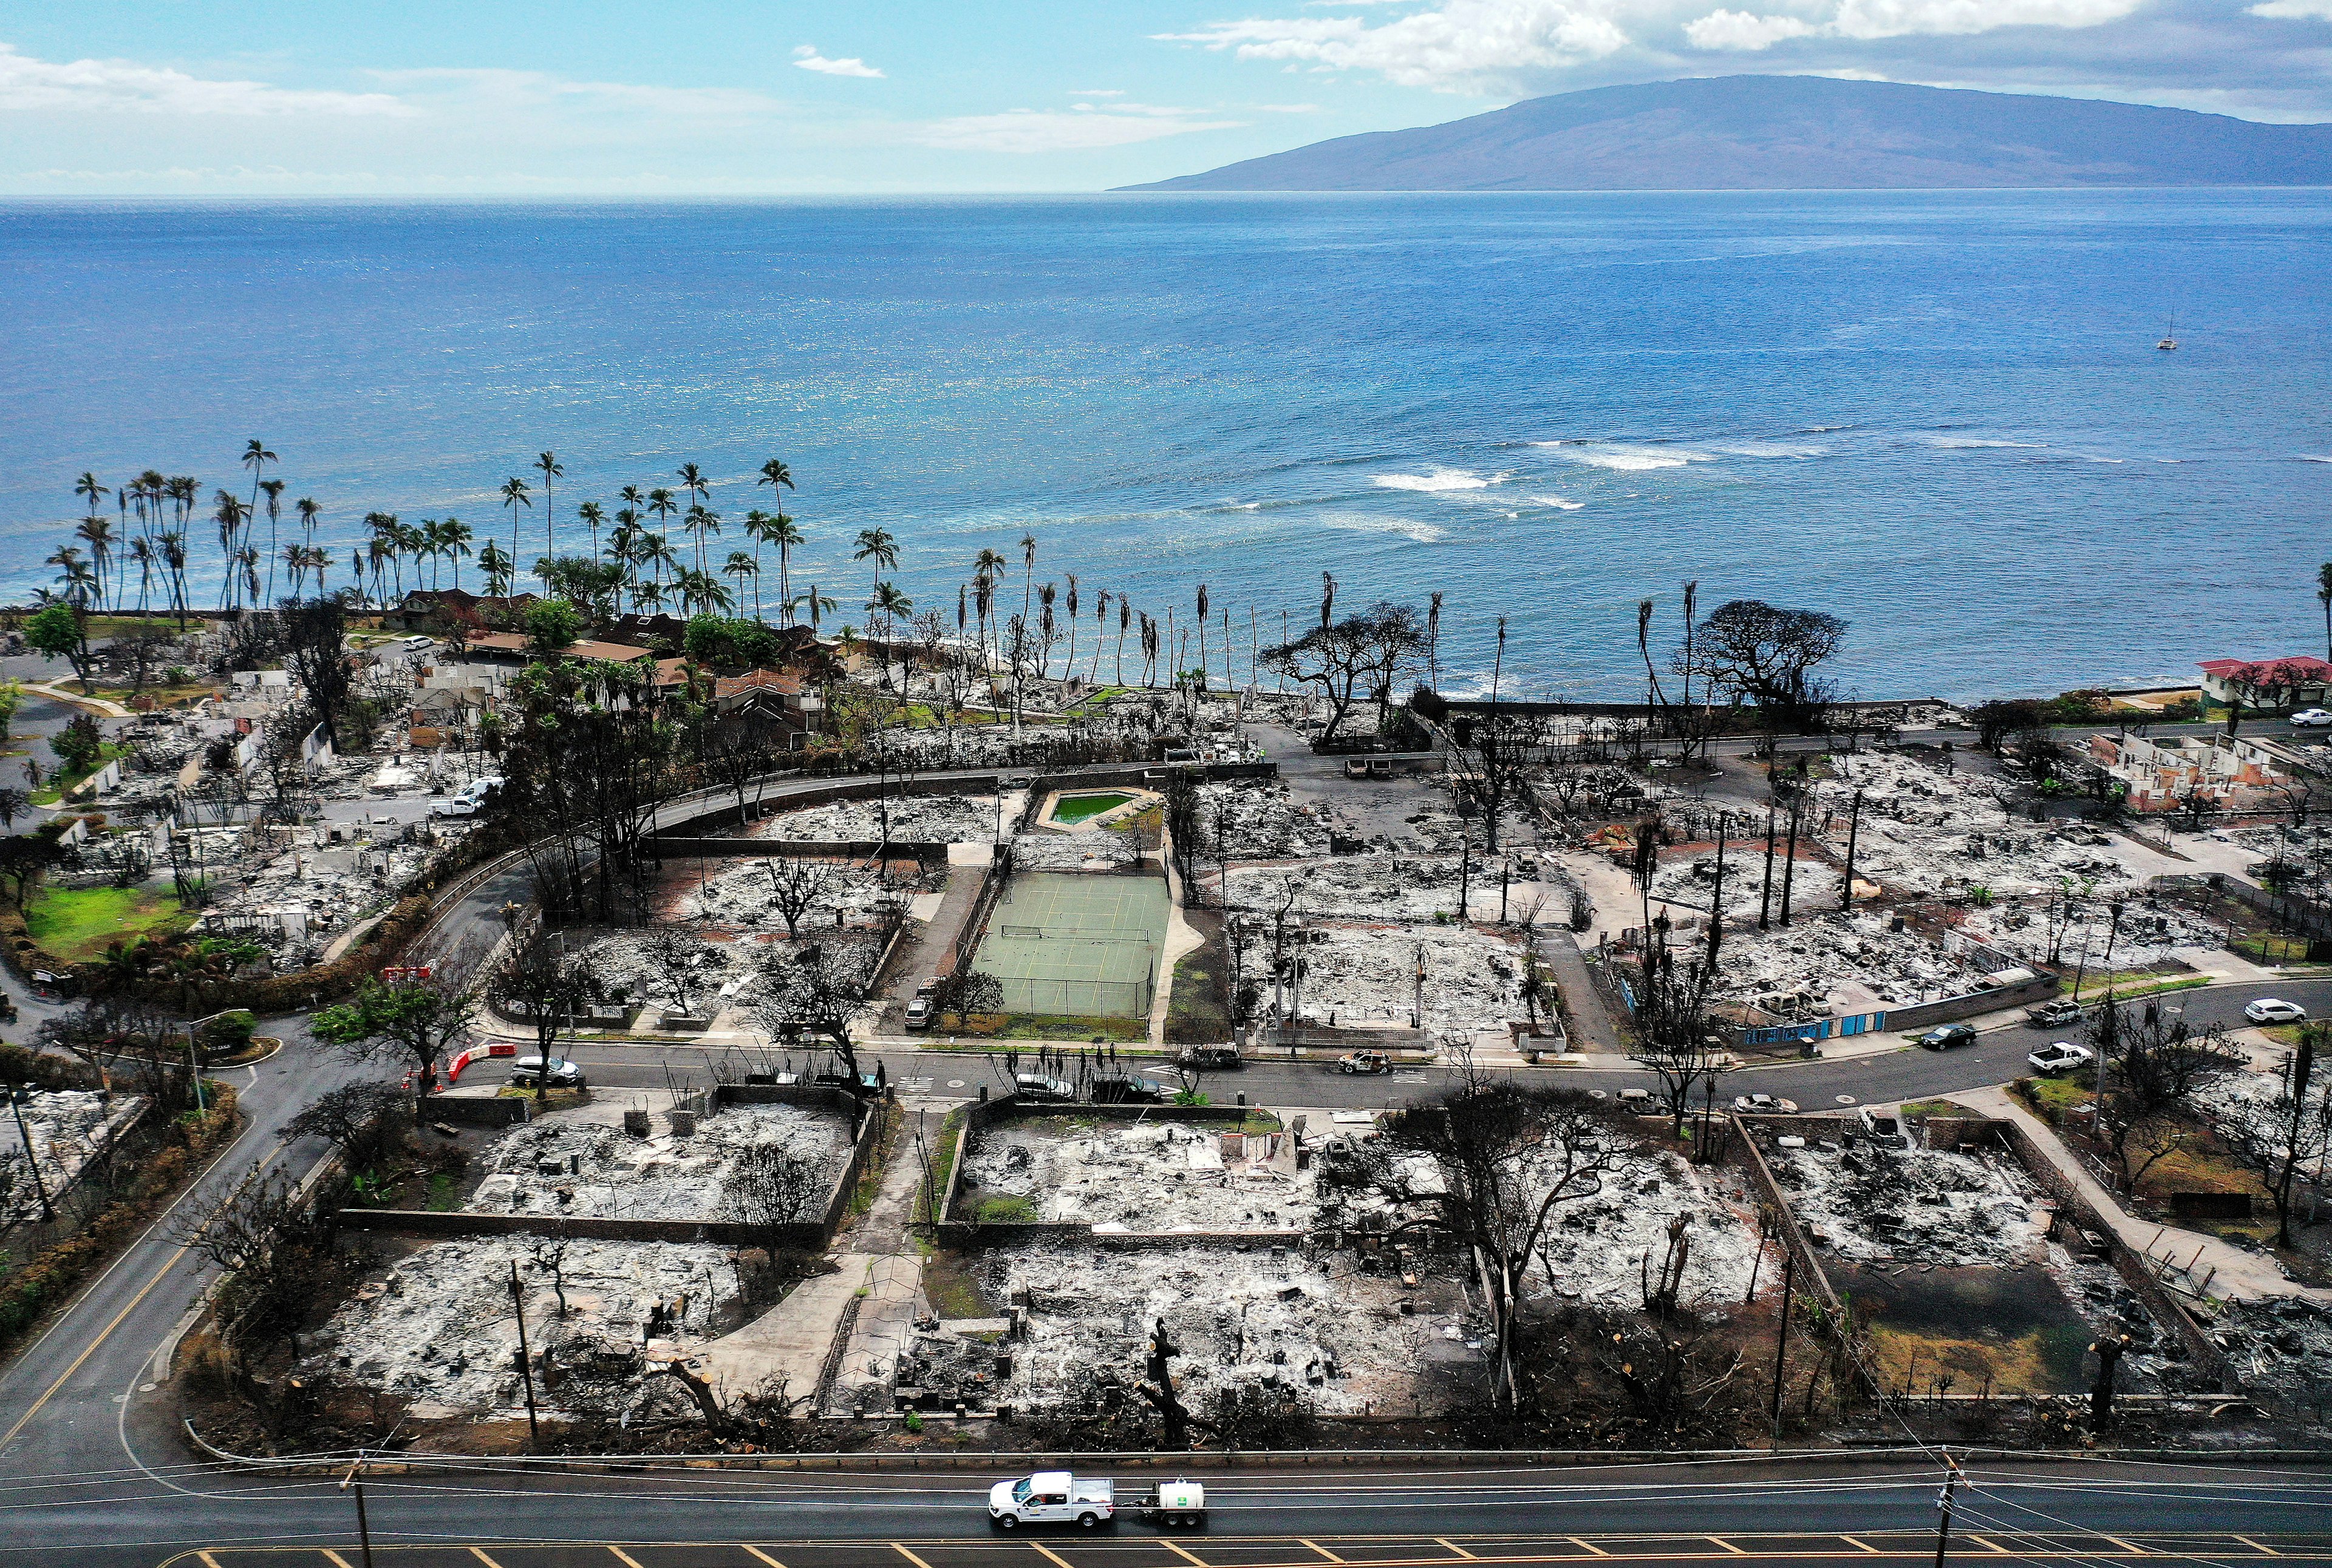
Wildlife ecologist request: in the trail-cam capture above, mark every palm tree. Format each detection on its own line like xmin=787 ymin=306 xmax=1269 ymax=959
xmin=48 ymin=545 xmax=95 ymax=608
xmin=441 ymin=518 xmax=474 ymax=590
xmin=240 ymin=440 xmax=275 ymax=574
xmin=477 ymin=540 xmax=515 ymax=598
xmin=632 ymin=579 xmax=667 ymax=613
xmin=2319 ymin=562 xmax=2332 ymax=662
xmin=578 ymin=500 xmax=605 ymax=558
xmin=641 ymin=531 xmax=677 ymax=599
xmin=853 ymin=526 xmax=898 ymax=615
xmin=724 ymin=550 xmax=761 ymax=622
xmin=676 ymin=462 xmax=710 ymax=570
xmin=160 ymin=530 xmax=189 ymax=629
xmin=1117 ymin=596 xmax=1132 ymax=687
xmin=258 ymin=479 xmax=285 ymax=604
xmin=419 ymin=519 xmax=446 ymax=590
xmin=1196 ymin=584 xmax=1210 ymax=692
xmin=757 ymin=458 xmax=794 ymax=509
xmin=500 ymin=476 xmax=532 ymax=568
xmin=685 ymin=504 xmax=722 ymax=579
xmin=363 ymin=516 xmax=397 ymax=607
xmin=1089 ymin=589 xmax=1110 ymax=684
xmin=392 ymin=518 xmax=425 ymax=598
xmin=609 ymin=510 xmax=643 ymax=610
xmin=647 ymin=486 xmax=678 ymax=571
xmin=684 ymin=568 xmax=734 ymax=616
xmin=868 ymin=581 xmax=913 ymax=687
xmin=239 ymin=545 xmax=261 ymax=610
xmin=73 ymin=516 xmax=114 ymax=613
xmin=533 ymin=452 xmax=563 ymax=559
xmin=1063 ymin=574 xmax=1079 ymax=686
xmin=1019 ymin=532 xmax=1037 ymax=640
xmin=793 ymin=583 xmax=836 ymax=634
xmin=305 ymin=545 xmax=333 ymax=598
xmin=281 ymin=542 xmax=310 ymax=597
xmin=128 ymin=537 xmax=155 ymax=618
xmin=973 ymin=547 xmax=1006 ymax=678
xmin=212 ymin=489 xmax=248 ymax=609
xmin=753 ymin=511 xmax=805 ymax=625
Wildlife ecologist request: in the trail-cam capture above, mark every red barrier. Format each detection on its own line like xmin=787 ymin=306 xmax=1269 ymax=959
xmin=443 ymin=1041 xmax=517 ymax=1083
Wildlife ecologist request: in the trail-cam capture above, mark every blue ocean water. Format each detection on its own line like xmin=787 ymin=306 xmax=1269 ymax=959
xmin=2 ymin=193 xmax=2327 ymax=701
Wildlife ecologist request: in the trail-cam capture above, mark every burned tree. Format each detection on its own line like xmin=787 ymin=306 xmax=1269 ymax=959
xmin=284 ymin=1082 xmax=415 ymax=1186
xmin=757 ymin=941 xmax=879 ymax=1084
xmin=1628 ymin=921 xmax=1728 ymax=1139
xmin=2088 ymin=998 xmax=2246 ymax=1190
xmin=1683 ymin=599 xmax=1846 ymax=735
xmin=278 ymin=598 xmax=358 ymax=748
xmin=762 ymin=856 xmax=839 ymax=940
xmin=491 ymin=933 xmax=601 ymax=1097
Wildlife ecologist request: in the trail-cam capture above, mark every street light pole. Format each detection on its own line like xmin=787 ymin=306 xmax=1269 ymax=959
xmin=338 ymin=1456 xmax=375 ymax=1568
xmin=510 ymin=1261 xmax=540 ymax=1447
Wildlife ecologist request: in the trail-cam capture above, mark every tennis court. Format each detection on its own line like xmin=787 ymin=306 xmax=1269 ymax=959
xmin=973 ymin=870 xmax=1168 ymax=1018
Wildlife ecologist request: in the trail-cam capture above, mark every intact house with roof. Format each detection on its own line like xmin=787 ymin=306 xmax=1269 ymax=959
xmin=2197 ymin=656 xmax=2332 ymax=711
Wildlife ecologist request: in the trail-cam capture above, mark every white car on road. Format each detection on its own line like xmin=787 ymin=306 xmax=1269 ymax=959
xmin=989 ymin=1471 xmax=1115 ymax=1530
xmin=2290 ymin=708 xmax=2332 ymax=729
xmin=2246 ymin=998 xmax=2310 ymax=1025
xmin=2028 ymin=1041 xmax=2095 ymax=1075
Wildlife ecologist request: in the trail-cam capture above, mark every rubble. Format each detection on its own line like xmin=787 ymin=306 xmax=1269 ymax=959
xmin=959 ymin=1118 xmax=1312 ymax=1231
xmin=1223 ymin=853 xmax=1470 ymax=924
xmin=1529 ymin=1150 xmax=1767 ymax=1309
xmin=1812 ymin=752 xmax=2152 ymax=899
xmin=0 ymin=1091 xmax=147 ymax=1225
xmin=468 ymin=1102 xmax=851 ymax=1222
xmin=1769 ymin=1130 xmax=2047 ymax=1267
xmin=678 ymin=857 xmax=944 ymax=929
xmin=1013 ymin=829 xmax=1141 ymax=870
xmin=1273 ymin=923 xmax=1529 ymax=1035
xmin=305 ymin=1236 xmax=738 ymax=1417
xmin=753 ymin=794 xmax=997 ymax=845
xmin=1710 ymin=912 xmax=1994 ymax=1011
xmin=981 ymin=1242 xmax=1471 ymax=1416
xmin=1196 ymin=780 xmax=1344 ymax=860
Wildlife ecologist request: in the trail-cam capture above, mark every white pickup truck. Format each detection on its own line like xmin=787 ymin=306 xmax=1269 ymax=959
xmin=988 ymin=1471 xmax=1116 ymax=1530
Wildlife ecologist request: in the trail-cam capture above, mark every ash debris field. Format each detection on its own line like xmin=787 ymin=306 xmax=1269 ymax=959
xmin=750 ymin=793 xmax=998 ymax=844
xmin=305 ymin=1236 xmax=740 ymax=1419
xmin=1197 ymin=779 xmax=1345 ymax=859
xmin=958 ymin=1117 xmax=1313 ymax=1232
xmin=0 ymin=1090 xmax=147 ymax=1224
xmin=675 ymin=857 xmax=946 ymax=930
xmin=467 ymin=1100 xmax=851 ymax=1221
xmin=1015 ymin=826 xmax=1144 ymax=869
xmin=1280 ymin=922 xmax=1530 ymax=1034
xmin=969 ymin=1242 xmax=1480 ymax=1417
xmin=1528 ymin=1149 xmax=1769 ymax=1310
xmin=1759 ymin=1119 xmax=2179 ymax=1393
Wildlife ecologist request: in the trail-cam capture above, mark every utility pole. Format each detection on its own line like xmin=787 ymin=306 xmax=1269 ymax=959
xmin=1758 ymin=788 xmax=1778 ymax=930
xmin=1767 ymin=1247 xmax=1795 ymax=1443
xmin=1708 ymin=817 xmax=1728 ymax=969
xmin=5 ymin=1085 xmax=56 ymax=1224
xmin=1842 ymin=789 xmax=1864 ymax=911
xmin=339 ymin=1456 xmax=376 ymax=1568
xmin=509 ymin=1261 xmax=540 ymax=1446
xmin=1932 ymin=1459 xmax=1962 ymax=1568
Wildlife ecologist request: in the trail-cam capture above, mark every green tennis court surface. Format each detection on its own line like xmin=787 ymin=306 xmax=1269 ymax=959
xmin=975 ymin=870 xmax=1168 ymax=1018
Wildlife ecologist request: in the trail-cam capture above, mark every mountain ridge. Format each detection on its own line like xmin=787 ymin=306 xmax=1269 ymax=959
xmin=1118 ymin=76 xmax=2332 ymax=191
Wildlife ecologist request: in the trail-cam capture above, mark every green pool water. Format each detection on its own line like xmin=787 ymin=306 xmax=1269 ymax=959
xmin=1052 ymin=790 xmax=1135 ymax=824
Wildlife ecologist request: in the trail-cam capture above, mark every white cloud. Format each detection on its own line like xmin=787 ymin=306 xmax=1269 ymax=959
xmin=915 ymin=107 xmax=1246 ymax=152
xmin=375 ymin=67 xmax=793 ymax=117
xmin=1067 ymin=87 xmax=1126 ymax=95
xmin=1156 ymin=2 xmax=1631 ymax=92
xmin=2246 ymin=0 xmax=2332 ymax=14
xmin=0 ymin=41 xmax=411 ymax=116
xmin=1257 ymin=101 xmax=1325 ymax=109
xmin=1683 ymin=9 xmax=1818 ymax=46
xmin=792 ymin=46 xmax=885 ymax=78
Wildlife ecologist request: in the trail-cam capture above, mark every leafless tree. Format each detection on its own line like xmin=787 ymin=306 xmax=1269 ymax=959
xmin=724 ymin=1144 xmax=825 ymax=1244
xmin=491 ymin=933 xmax=601 ymax=1096
xmin=756 ymin=941 xmax=879 ymax=1083
xmin=1627 ymin=921 xmax=1728 ymax=1138
xmin=638 ymin=927 xmax=711 ymax=1017
xmin=761 ymin=856 xmax=839 ymax=940
xmin=284 ymin=1082 xmax=414 ymax=1182
xmin=2217 ymin=1028 xmax=2332 ymax=1248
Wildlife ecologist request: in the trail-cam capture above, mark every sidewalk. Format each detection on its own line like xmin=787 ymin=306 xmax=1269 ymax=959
xmin=1949 ymin=1083 xmax=2332 ymax=1304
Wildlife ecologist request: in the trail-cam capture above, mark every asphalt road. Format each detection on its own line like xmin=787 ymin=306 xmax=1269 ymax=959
xmin=12 ymin=1456 xmax=2332 ymax=1567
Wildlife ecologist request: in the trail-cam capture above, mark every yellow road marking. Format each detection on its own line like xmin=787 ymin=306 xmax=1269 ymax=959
xmin=2237 ymin=1539 xmax=2280 ymax=1556
xmin=1162 ymin=1539 xmax=1212 ymax=1567
xmin=1710 ymin=1541 xmax=1747 ymax=1555
xmin=1962 ymin=1536 xmax=2007 ymax=1554
xmin=1032 ymin=1546 xmax=1079 ymax=1568
xmin=1440 ymin=1541 xmax=1480 ymax=1559
xmin=2101 ymin=1539 xmax=2149 ymax=1556
xmin=1569 ymin=1541 xmax=1611 ymax=1557
xmin=0 ymin=1136 xmax=284 ymax=1452
xmin=1840 ymin=1541 xmax=1881 ymax=1555
xmin=746 ymin=1549 xmax=789 ymax=1567
xmin=607 ymin=1549 xmax=646 ymax=1568
xmin=1304 ymin=1543 xmax=1346 ymax=1564
xmin=897 ymin=1546 xmax=939 ymax=1568
xmin=196 ymin=1555 xmax=222 ymax=1568
xmin=323 ymin=1553 xmax=356 ymax=1568
xmin=472 ymin=1549 xmax=506 ymax=1568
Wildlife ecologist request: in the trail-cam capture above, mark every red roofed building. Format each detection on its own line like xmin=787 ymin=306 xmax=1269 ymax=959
xmin=2198 ymin=656 xmax=2332 ymax=709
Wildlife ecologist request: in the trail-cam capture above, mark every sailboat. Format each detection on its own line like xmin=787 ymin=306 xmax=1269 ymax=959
xmin=2158 ymin=310 xmax=2178 ymax=352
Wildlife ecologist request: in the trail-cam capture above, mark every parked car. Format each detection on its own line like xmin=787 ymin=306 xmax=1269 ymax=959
xmin=1176 ymin=1045 xmax=1244 ymax=1070
xmin=2246 ymin=998 xmax=2310 ymax=1024
xmin=2028 ymin=1041 xmax=2095 ymax=1075
xmin=2026 ymin=1000 xmax=2087 ymax=1028
xmin=1091 ymin=1074 xmax=1168 ymax=1104
xmin=428 ymin=775 xmax=505 ymax=818
xmin=508 ymin=1055 xmax=584 ymax=1088
xmin=1013 ymin=1073 xmax=1076 ymax=1103
xmin=2289 ymin=708 xmax=2332 ymax=729
xmin=1732 ymin=1092 xmax=1800 ymax=1114
xmin=1918 ymin=1024 xmax=1979 ymax=1051
xmin=989 ymin=1471 xmax=1116 ymax=1530
xmin=903 ymin=995 xmax=933 ymax=1031
xmin=1337 ymin=1051 xmax=1393 ymax=1075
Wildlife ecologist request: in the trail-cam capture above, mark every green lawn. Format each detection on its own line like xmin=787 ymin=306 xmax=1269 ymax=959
xmin=23 ymin=884 xmax=190 ymax=962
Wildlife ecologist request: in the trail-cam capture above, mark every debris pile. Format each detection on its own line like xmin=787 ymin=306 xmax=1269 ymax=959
xmin=306 ymin=1236 xmax=738 ymax=1417
xmin=1711 ymin=913 xmax=1992 ymax=1011
xmin=754 ymin=794 xmax=998 ymax=845
xmin=1014 ymin=830 xmax=1142 ymax=869
xmin=1196 ymin=780 xmax=1344 ymax=860
xmin=959 ymin=1118 xmax=1312 ymax=1231
xmin=1223 ymin=853 xmax=1467 ymax=924
xmin=468 ymin=1102 xmax=851 ymax=1222
xmin=1768 ymin=1131 xmax=2047 ymax=1266
xmin=1530 ymin=1150 xmax=1767 ymax=1309
xmin=679 ymin=857 xmax=945 ymax=929
xmin=0 ymin=1091 xmax=146 ymax=1224
xmin=1274 ymin=923 xmax=1528 ymax=1034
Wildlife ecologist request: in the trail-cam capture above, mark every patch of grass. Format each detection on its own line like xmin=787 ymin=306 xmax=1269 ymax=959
xmin=2018 ymin=1075 xmax=2093 ymax=1123
xmin=921 ymin=1106 xmax=967 ymax=1228
xmin=971 ymin=1195 xmax=1039 ymax=1223
xmin=2232 ymin=934 xmax=2316 ymax=964
xmin=919 ymin=1248 xmax=994 ymax=1319
xmin=22 ymin=884 xmax=189 ymax=962
xmin=1165 ymin=922 xmax=1228 ymax=1047
xmin=30 ymin=740 xmax=133 ymax=805
xmin=989 ymin=1014 xmax=1147 ymax=1041
xmin=424 ymin=1172 xmax=462 ymax=1212
xmin=1897 ymin=1099 xmax=1962 ymax=1119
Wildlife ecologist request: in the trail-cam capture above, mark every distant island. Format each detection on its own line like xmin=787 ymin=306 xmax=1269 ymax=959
xmin=1119 ymin=75 xmax=2332 ymax=191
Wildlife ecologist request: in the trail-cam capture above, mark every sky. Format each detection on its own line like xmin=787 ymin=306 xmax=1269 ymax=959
xmin=0 ymin=0 xmax=2327 ymax=194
